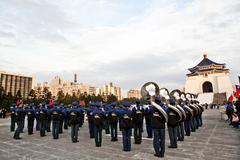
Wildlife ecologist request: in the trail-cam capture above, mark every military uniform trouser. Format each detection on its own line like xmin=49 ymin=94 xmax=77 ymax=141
xmin=146 ymin=121 xmax=152 ymax=138
xmin=10 ymin=117 xmax=16 ymax=132
xmin=14 ymin=121 xmax=22 ymax=139
xmin=40 ymin=120 xmax=46 ymax=136
xmin=177 ymin=122 xmax=184 ymax=140
xmin=80 ymin=114 xmax=84 ymax=127
xmin=52 ymin=120 xmax=60 ymax=139
xmin=71 ymin=123 xmax=79 ymax=142
xmin=184 ymin=120 xmax=191 ymax=136
xmin=94 ymin=126 xmax=102 ymax=146
xmin=88 ymin=122 xmax=94 ymax=138
xmin=36 ymin=119 xmax=40 ymax=131
xmin=110 ymin=122 xmax=118 ymax=141
xmin=64 ymin=118 xmax=68 ymax=129
xmin=153 ymin=129 xmax=165 ymax=156
xmin=105 ymin=120 xmax=110 ymax=134
xmin=134 ymin=124 xmax=142 ymax=144
xmin=194 ymin=117 xmax=198 ymax=129
xmin=46 ymin=119 xmax=51 ymax=132
xmin=122 ymin=128 xmax=132 ymax=151
xmin=21 ymin=118 xmax=25 ymax=132
xmin=168 ymin=126 xmax=178 ymax=147
xmin=190 ymin=117 xmax=195 ymax=132
xmin=28 ymin=119 xmax=34 ymax=134
xmin=198 ymin=114 xmax=203 ymax=127
xmin=59 ymin=119 xmax=63 ymax=133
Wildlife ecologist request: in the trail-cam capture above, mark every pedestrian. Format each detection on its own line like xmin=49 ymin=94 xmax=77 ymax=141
xmin=39 ymin=104 xmax=47 ymax=137
xmin=151 ymin=97 xmax=168 ymax=157
xmin=51 ymin=105 xmax=60 ymax=139
xmin=86 ymin=102 xmax=95 ymax=139
xmin=26 ymin=105 xmax=35 ymax=135
xmin=10 ymin=105 xmax=16 ymax=132
xmin=119 ymin=101 xmax=133 ymax=152
xmin=109 ymin=102 xmax=119 ymax=141
xmin=144 ymin=99 xmax=153 ymax=138
xmin=132 ymin=99 xmax=144 ymax=144
xmin=93 ymin=102 xmax=104 ymax=147
xmin=69 ymin=102 xmax=80 ymax=143
xmin=13 ymin=104 xmax=25 ymax=140
xmin=226 ymin=102 xmax=234 ymax=125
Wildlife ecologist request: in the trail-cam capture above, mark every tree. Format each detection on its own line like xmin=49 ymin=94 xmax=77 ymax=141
xmin=95 ymin=94 xmax=104 ymax=102
xmin=57 ymin=90 xmax=65 ymax=101
xmin=29 ymin=89 xmax=36 ymax=99
xmin=16 ymin=90 xmax=22 ymax=98
xmin=107 ymin=94 xmax=118 ymax=103
xmin=72 ymin=92 xmax=78 ymax=102
xmin=46 ymin=91 xmax=52 ymax=99
xmin=0 ymin=86 xmax=4 ymax=104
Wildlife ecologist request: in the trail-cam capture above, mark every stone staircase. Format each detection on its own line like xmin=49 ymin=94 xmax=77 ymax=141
xmin=197 ymin=92 xmax=227 ymax=104
xmin=197 ymin=93 xmax=214 ymax=104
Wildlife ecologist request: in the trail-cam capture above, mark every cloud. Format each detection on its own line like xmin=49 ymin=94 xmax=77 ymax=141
xmin=0 ymin=0 xmax=240 ymax=97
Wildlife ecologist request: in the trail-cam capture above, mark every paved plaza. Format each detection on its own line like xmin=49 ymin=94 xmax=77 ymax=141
xmin=0 ymin=109 xmax=239 ymax=160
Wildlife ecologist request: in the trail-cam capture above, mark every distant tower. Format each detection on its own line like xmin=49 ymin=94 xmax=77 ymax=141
xmin=74 ymin=74 xmax=77 ymax=83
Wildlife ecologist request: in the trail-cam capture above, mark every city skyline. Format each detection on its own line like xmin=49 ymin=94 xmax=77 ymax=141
xmin=1 ymin=0 xmax=240 ymax=96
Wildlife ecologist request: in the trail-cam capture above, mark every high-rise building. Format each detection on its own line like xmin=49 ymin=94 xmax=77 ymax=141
xmin=127 ymin=89 xmax=141 ymax=99
xmin=34 ymin=82 xmax=50 ymax=98
xmin=48 ymin=75 xmax=122 ymax=100
xmin=102 ymin=82 xmax=122 ymax=100
xmin=50 ymin=76 xmax=62 ymax=97
xmin=0 ymin=71 xmax=34 ymax=98
xmin=74 ymin=73 xmax=77 ymax=83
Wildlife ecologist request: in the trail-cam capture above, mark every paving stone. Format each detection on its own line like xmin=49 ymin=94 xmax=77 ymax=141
xmin=0 ymin=109 xmax=239 ymax=160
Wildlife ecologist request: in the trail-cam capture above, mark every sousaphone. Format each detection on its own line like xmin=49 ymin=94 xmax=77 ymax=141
xmin=186 ymin=93 xmax=199 ymax=115
xmin=180 ymin=92 xmax=193 ymax=117
xmin=160 ymin=88 xmax=182 ymax=121
xmin=141 ymin=82 xmax=168 ymax=122
xmin=170 ymin=89 xmax=186 ymax=120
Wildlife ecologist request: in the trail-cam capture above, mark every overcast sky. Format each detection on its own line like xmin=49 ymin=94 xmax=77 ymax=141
xmin=0 ymin=0 xmax=240 ymax=96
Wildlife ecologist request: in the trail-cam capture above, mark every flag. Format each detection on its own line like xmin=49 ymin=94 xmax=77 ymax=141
xmin=235 ymin=85 xmax=240 ymax=97
xmin=228 ymin=95 xmax=234 ymax=102
xmin=236 ymin=85 xmax=240 ymax=91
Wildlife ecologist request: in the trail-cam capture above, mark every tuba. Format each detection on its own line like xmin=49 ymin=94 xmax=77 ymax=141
xmin=180 ymin=92 xmax=193 ymax=118
xmin=193 ymin=95 xmax=204 ymax=113
xmin=141 ymin=82 xmax=168 ymax=122
xmin=170 ymin=89 xmax=186 ymax=121
xmin=160 ymin=88 xmax=182 ymax=122
xmin=186 ymin=93 xmax=199 ymax=116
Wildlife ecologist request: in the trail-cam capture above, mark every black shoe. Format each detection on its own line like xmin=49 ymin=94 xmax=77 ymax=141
xmin=168 ymin=146 xmax=174 ymax=148
xmin=178 ymin=138 xmax=184 ymax=141
xmin=14 ymin=137 xmax=22 ymax=140
xmin=154 ymin=154 xmax=161 ymax=157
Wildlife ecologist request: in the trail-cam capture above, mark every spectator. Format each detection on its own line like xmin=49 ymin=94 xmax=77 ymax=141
xmin=226 ymin=102 xmax=234 ymax=125
xmin=232 ymin=113 xmax=239 ymax=128
xmin=234 ymin=98 xmax=240 ymax=125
